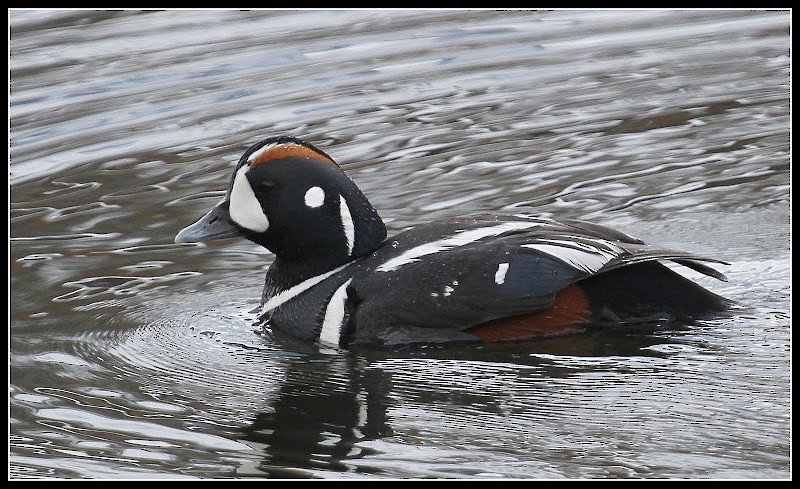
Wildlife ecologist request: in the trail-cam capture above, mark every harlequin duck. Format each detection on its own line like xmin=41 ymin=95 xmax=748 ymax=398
xmin=175 ymin=136 xmax=731 ymax=347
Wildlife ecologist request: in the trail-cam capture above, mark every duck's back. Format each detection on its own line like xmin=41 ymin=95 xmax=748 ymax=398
xmin=263 ymin=214 xmax=730 ymax=347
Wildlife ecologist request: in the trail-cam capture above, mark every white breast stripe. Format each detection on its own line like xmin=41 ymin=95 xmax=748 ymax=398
xmin=229 ymin=166 xmax=269 ymax=232
xmin=522 ymin=238 xmax=621 ymax=274
xmin=339 ymin=195 xmax=355 ymax=256
xmin=495 ymin=262 xmax=509 ymax=284
xmin=377 ymin=221 xmax=544 ymax=272
xmin=319 ymin=278 xmax=353 ymax=347
xmin=262 ymin=262 xmax=350 ymax=313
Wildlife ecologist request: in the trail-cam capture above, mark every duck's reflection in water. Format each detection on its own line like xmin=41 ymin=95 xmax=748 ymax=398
xmin=240 ymin=352 xmax=392 ymax=477
xmin=237 ymin=329 xmax=688 ymax=477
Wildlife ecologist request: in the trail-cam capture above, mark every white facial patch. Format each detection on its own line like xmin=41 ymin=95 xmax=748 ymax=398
xmin=339 ymin=195 xmax=355 ymax=256
xmin=228 ymin=166 xmax=269 ymax=233
xmin=304 ymin=186 xmax=326 ymax=208
xmin=247 ymin=143 xmax=276 ymax=164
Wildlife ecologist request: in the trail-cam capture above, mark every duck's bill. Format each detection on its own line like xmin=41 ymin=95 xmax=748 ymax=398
xmin=174 ymin=200 xmax=242 ymax=243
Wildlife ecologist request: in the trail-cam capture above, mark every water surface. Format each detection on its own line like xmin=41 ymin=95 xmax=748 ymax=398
xmin=9 ymin=9 xmax=790 ymax=479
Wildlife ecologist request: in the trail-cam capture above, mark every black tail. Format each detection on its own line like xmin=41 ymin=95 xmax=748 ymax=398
xmin=579 ymin=261 xmax=732 ymax=324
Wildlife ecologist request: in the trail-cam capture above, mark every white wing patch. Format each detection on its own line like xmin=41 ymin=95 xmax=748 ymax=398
xmin=494 ymin=262 xmax=510 ymax=284
xmin=319 ymin=278 xmax=353 ymax=347
xmin=229 ymin=166 xmax=269 ymax=232
xmin=377 ymin=221 xmax=546 ymax=272
xmin=522 ymin=238 xmax=622 ymax=274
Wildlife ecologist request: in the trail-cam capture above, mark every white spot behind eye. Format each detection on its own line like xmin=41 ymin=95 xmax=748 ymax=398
xmin=305 ymin=186 xmax=325 ymax=208
xmin=229 ymin=166 xmax=269 ymax=232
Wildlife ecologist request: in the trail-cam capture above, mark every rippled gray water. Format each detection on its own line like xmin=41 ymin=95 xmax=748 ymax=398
xmin=10 ymin=10 xmax=790 ymax=479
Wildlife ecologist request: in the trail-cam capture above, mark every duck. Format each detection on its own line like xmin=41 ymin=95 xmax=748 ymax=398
xmin=175 ymin=136 xmax=731 ymax=347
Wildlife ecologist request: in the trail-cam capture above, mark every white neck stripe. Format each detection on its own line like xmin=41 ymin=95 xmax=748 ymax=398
xmin=340 ymin=195 xmax=355 ymax=256
xmin=262 ymin=262 xmax=350 ymax=313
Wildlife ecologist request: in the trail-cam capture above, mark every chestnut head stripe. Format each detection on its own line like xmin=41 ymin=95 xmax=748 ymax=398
xmin=248 ymin=142 xmax=337 ymax=168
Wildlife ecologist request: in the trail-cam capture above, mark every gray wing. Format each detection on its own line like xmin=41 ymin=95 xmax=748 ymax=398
xmin=346 ymin=215 xmax=727 ymax=345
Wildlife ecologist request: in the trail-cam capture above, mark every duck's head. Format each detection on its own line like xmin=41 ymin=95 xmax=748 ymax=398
xmin=175 ymin=136 xmax=387 ymax=269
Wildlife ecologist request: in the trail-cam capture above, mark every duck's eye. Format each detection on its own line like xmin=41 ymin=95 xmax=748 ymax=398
xmin=257 ymin=181 xmax=276 ymax=193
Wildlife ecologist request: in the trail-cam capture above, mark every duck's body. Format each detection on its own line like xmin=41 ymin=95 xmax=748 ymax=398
xmin=176 ymin=136 xmax=731 ymax=347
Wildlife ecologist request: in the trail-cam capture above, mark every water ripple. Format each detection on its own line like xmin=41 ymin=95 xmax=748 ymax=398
xmin=9 ymin=9 xmax=790 ymax=479
xmin=53 ymin=272 xmax=201 ymax=303
xmin=11 ymin=232 xmax=122 ymax=241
